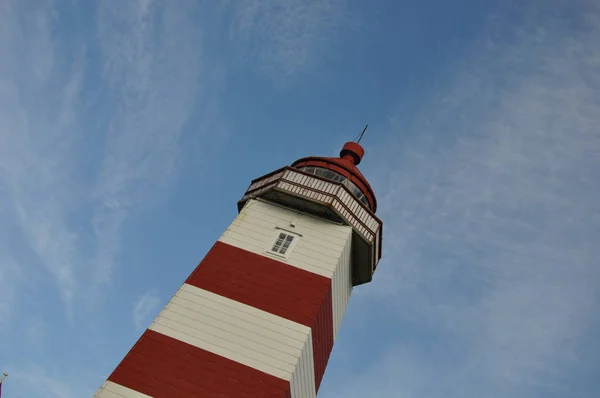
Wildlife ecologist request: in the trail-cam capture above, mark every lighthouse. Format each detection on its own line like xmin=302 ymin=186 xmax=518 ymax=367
xmin=94 ymin=141 xmax=383 ymax=398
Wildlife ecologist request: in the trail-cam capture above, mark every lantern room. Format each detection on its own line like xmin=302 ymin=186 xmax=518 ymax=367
xmin=291 ymin=141 xmax=377 ymax=211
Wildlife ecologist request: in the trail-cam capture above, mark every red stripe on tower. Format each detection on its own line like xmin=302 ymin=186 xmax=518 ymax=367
xmin=186 ymin=241 xmax=334 ymax=389
xmin=108 ymin=330 xmax=291 ymax=398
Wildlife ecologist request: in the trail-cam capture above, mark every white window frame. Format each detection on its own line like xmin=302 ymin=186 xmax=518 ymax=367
xmin=266 ymin=229 xmax=300 ymax=259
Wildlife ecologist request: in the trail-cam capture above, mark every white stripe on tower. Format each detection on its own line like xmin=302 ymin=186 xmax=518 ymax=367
xmin=95 ymin=381 xmax=152 ymax=398
xmin=149 ymin=284 xmax=317 ymax=397
xmin=220 ymin=198 xmax=354 ymax=339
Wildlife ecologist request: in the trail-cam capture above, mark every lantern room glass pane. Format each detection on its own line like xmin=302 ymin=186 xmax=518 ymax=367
xmin=298 ymin=166 xmax=372 ymax=209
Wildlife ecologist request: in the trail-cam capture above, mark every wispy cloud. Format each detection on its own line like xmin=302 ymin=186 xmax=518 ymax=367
xmin=25 ymin=316 xmax=47 ymax=349
xmin=133 ymin=291 xmax=161 ymax=331
xmin=229 ymin=0 xmax=356 ymax=80
xmin=0 ymin=255 xmax=23 ymax=329
xmin=358 ymin=2 xmax=600 ymax=397
xmin=0 ymin=0 xmax=214 ymax=316
xmin=0 ymin=0 xmax=86 ymax=311
xmin=92 ymin=0 xmax=206 ymax=285
xmin=323 ymin=343 xmax=436 ymax=398
xmin=8 ymin=365 xmax=95 ymax=398
xmin=1 ymin=0 xmax=361 ymax=317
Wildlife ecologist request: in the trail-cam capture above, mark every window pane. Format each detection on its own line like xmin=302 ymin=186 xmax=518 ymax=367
xmin=280 ymin=237 xmax=292 ymax=254
xmin=344 ymin=179 xmax=372 ymax=209
xmin=332 ymin=174 xmax=345 ymax=182
xmin=270 ymin=232 xmax=296 ymax=255
xmin=271 ymin=235 xmax=285 ymax=251
xmin=299 ymin=166 xmax=372 ymax=209
xmin=312 ymin=167 xmax=345 ymax=183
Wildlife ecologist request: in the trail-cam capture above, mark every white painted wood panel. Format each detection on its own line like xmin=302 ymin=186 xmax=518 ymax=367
xmin=331 ymin=234 xmax=352 ymax=338
xmin=149 ymin=284 xmax=316 ymax=398
xmin=179 ymin=285 xmax=308 ymax=338
xmin=290 ymin=331 xmax=317 ymax=398
xmin=246 ymin=199 xmax=351 ymax=239
xmin=219 ymin=233 xmax=334 ymax=278
xmin=220 ymin=199 xmax=353 ymax=279
xmin=232 ymin=213 xmax=350 ymax=247
xmin=222 ymin=198 xmax=354 ymax=347
xmin=94 ymin=381 xmax=152 ymax=398
xmin=230 ymin=217 xmax=345 ymax=258
xmin=157 ymin=306 xmax=302 ymax=364
xmin=174 ymin=291 xmax=306 ymax=348
xmin=151 ymin=317 xmax=297 ymax=373
xmin=151 ymin=322 xmax=293 ymax=380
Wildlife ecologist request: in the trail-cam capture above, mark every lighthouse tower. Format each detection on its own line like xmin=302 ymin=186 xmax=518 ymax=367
xmin=94 ymin=141 xmax=383 ymax=398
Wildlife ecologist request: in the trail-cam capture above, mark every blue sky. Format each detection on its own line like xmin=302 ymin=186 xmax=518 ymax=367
xmin=1 ymin=0 xmax=599 ymax=397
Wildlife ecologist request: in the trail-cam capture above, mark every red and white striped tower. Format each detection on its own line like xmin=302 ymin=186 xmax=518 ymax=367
xmin=95 ymin=141 xmax=383 ymax=398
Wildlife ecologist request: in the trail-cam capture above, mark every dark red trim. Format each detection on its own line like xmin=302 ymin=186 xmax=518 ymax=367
xmin=340 ymin=142 xmax=365 ymax=165
xmin=186 ymin=241 xmax=335 ymax=393
xmin=311 ymin=285 xmax=333 ymax=390
xmin=108 ymin=329 xmax=291 ymax=398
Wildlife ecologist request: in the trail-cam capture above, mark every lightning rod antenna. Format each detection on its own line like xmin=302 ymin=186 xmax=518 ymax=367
xmin=356 ymin=124 xmax=368 ymax=144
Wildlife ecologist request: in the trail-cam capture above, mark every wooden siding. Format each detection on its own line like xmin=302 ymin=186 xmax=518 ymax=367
xmin=186 ymin=240 xmax=331 ymax=394
xmin=224 ymin=198 xmax=353 ymax=340
xmin=221 ymin=199 xmax=352 ymax=278
xmin=150 ymin=285 xmax=310 ymax=381
xmin=108 ymin=330 xmax=291 ymax=398
xmin=95 ymin=381 xmax=152 ymax=398
xmin=219 ymin=199 xmax=354 ymax=388
xmin=331 ymin=235 xmax=352 ymax=339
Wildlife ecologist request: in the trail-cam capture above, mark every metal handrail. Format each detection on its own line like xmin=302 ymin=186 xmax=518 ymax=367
xmin=244 ymin=167 xmax=382 ymax=224
xmin=278 ymin=178 xmax=376 ymax=237
xmin=243 ymin=169 xmax=380 ymax=237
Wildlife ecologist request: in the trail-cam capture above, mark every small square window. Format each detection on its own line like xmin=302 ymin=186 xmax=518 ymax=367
xmin=267 ymin=230 xmax=298 ymax=257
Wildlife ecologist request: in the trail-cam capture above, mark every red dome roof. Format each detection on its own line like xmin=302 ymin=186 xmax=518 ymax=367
xmin=291 ymin=142 xmax=377 ymax=212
